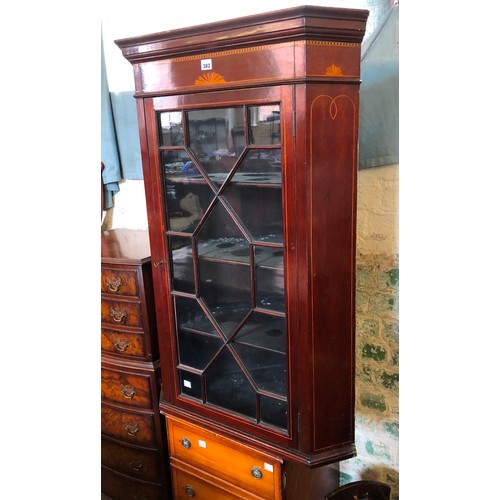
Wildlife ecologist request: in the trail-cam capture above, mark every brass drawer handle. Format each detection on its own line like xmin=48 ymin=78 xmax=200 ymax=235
xmin=184 ymin=485 xmax=195 ymax=497
xmin=113 ymin=337 xmax=129 ymax=352
xmin=110 ymin=306 xmax=127 ymax=323
xmin=120 ymin=384 xmax=136 ymax=399
xmin=251 ymin=466 xmax=263 ymax=480
xmin=125 ymin=421 xmax=140 ymax=436
xmin=181 ymin=437 xmax=191 ymax=449
xmin=106 ymin=276 xmax=123 ymax=292
xmin=129 ymin=460 xmax=144 ymax=472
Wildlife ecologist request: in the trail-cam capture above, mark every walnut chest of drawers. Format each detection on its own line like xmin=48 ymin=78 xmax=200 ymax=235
xmin=101 ymin=229 xmax=171 ymax=499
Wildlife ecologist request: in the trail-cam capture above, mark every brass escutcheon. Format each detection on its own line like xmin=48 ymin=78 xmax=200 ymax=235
xmin=120 ymin=384 xmax=136 ymax=399
xmin=125 ymin=421 xmax=139 ymax=436
xmin=106 ymin=276 xmax=123 ymax=292
xmin=110 ymin=306 xmax=127 ymax=323
xmin=184 ymin=485 xmax=195 ymax=497
xmin=129 ymin=460 xmax=144 ymax=472
xmin=113 ymin=337 xmax=129 ymax=352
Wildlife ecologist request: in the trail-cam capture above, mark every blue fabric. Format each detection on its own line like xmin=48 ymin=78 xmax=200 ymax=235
xmin=110 ymin=91 xmax=142 ymax=180
xmin=358 ymin=4 xmax=399 ymax=169
xmin=101 ymin=37 xmax=122 ymax=209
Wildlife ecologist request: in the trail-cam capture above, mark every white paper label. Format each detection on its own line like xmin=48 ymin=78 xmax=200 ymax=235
xmin=201 ymin=58 xmax=213 ymax=71
xmin=264 ymin=463 xmax=274 ymax=473
xmin=183 ymin=379 xmax=192 ymax=388
xmin=198 ymin=440 xmax=207 ymax=448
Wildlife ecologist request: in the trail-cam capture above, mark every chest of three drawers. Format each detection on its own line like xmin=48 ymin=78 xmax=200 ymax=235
xmin=101 ymin=229 xmax=171 ymax=500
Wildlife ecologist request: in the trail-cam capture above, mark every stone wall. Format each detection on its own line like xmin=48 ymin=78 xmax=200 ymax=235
xmin=340 ymin=164 xmax=399 ymax=499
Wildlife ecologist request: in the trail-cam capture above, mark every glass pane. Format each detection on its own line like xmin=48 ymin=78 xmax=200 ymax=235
xmin=234 ymin=311 xmax=286 ymax=353
xmin=199 ymin=261 xmax=251 ymax=336
xmin=229 ymin=150 xmax=282 ymax=186
xmin=198 ymin=236 xmax=251 ymax=265
xmin=255 ymin=246 xmax=285 ymax=313
xmin=187 ymin=108 xmax=245 ymax=185
xmin=232 ymin=343 xmax=287 ymax=397
xmin=205 ymin=347 xmax=256 ymax=419
xmin=174 ymin=295 xmax=218 ymax=336
xmin=178 ymin=329 xmax=223 ymax=370
xmin=160 ymin=102 xmax=289 ymax=429
xmin=163 ymin=150 xmax=213 ymax=234
xmin=260 ymin=395 xmax=287 ymax=430
xmin=179 ymin=369 xmax=202 ymax=400
xmin=169 ymin=236 xmax=194 ymax=293
xmin=159 ymin=111 xmax=184 ymax=146
xmin=222 ymin=151 xmax=283 ymax=243
xmin=248 ymin=105 xmax=280 ymax=145
xmin=197 ymin=202 xmax=252 ymax=335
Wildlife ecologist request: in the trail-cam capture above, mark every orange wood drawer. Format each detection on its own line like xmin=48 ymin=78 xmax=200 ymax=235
xmin=101 ymin=298 xmax=143 ymax=328
xmin=101 ymin=436 xmax=164 ymax=482
xmin=101 ymin=327 xmax=146 ymax=358
xmin=171 ymin=462 xmax=266 ymax=500
xmin=101 ymin=405 xmax=157 ymax=447
xmin=167 ymin=417 xmax=281 ymax=499
xmin=101 ymin=268 xmax=140 ymax=297
xmin=101 ymin=368 xmax=153 ymax=409
xmin=101 ymin=466 xmax=166 ymax=500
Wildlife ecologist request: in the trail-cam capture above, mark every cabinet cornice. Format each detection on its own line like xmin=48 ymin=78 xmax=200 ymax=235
xmin=116 ymin=5 xmax=368 ymax=64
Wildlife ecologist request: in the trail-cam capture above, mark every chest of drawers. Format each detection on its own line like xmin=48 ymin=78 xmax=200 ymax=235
xmin=101 ymin=229 xmax=171 ymax=499
xmin=167 ymin=415 xmax=339 ymax=499
xmin=168 ymin=416 xmax=281 ymax=499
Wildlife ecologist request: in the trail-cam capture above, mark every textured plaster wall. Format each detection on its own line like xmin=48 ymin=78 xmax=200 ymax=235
xmin=340 ymin=163 xmax=399 ymax=499
xmin=102 ymin=164 xmax=399 ymax=497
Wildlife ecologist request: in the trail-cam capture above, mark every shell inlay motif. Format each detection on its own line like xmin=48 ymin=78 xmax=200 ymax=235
xmin=195 ymin=72 xmax=226 ymax=85
xmin=325 ymin=64 xmax=344 ymax=76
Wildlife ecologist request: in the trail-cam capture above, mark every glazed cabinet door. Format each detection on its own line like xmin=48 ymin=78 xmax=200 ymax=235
xmin=142 ymin=86 xmax=296 ymax=445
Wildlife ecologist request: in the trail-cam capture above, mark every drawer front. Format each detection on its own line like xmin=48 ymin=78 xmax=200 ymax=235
xmin=101 ymin=328 xmax=146 ymax=358
xmin=171 ymin=464 xmax=251 ymax=500
xmin=101 ymin=437 xmax=164 ymax=482
xmin=101 ymin=368 xmax=153 ymax=408
xmin=101 ymin=298 xmax=143 ymax=328
xmin=101 ymin=268 xmax=140 ymax=297
xmin=101 ymin=466 xmax=167 ymax=500
xmin=101 ymin=405 xmax=157 ymax=447
xmin=168 ymin=418 xmax=281 ymax=499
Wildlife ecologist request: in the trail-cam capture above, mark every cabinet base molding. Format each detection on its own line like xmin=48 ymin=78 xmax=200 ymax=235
xmin=160 ymin=403 xmax=355 ymax=467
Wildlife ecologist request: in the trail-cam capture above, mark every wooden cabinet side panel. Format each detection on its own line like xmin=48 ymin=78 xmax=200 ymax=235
xmin=283 ymin=460 xmax=339 ymax=500
xmin=141 ymin=262 xmax=160 ymax=360
xmin=307 ymin=84 xmax=358 ymax=451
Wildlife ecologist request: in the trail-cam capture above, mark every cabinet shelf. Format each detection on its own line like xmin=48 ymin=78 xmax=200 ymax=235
xmin=165 ymin=171 xmax=282 ymax=188
xmin=197 ymin=239 xmax=284 ymax=269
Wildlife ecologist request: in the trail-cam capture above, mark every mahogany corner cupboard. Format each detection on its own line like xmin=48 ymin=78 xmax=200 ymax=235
xmin=116 ymin=5 xmax=368 ymax=498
